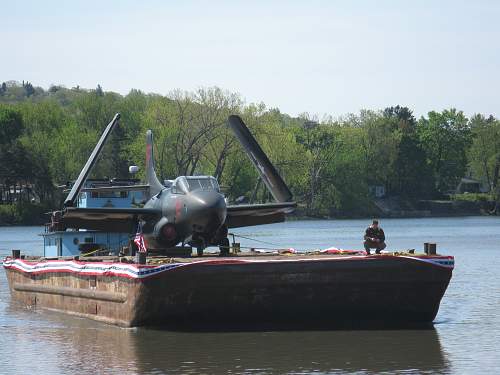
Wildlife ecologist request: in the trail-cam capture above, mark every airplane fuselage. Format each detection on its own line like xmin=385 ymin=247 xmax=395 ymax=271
xmin=142 ymin=176 xmax=227 ymax=249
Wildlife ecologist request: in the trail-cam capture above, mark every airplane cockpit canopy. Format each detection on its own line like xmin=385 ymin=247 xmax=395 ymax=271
xmin=172 ymin=176 xmax=220 ymax=194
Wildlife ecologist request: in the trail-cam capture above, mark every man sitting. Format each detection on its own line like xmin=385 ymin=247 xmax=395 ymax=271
xmin=363 ymin=219 xmax=386 ymax=255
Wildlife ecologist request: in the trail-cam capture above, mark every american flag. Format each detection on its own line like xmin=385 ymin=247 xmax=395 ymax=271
xmin=134 ymin=223 xmax=147 ymax=253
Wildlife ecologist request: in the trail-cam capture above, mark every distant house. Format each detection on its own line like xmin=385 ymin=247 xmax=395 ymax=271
xmin=455 ymin=178 xmax=489 ymax=194
xmin=0 ymin=182 xmax=39 ymax=204
xmin=369 ymin=185 xmax=386 ymax=198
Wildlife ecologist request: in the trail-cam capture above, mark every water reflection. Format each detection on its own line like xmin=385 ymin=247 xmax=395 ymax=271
xmin=138 ymin=330 xmax=446 ymax=373
xmin=2 ymin=305 xmax=448 ymax=375
xmin=132 ymin=327 xmax=448 ymax=374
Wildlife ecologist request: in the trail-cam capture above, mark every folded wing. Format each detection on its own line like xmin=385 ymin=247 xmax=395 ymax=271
xmin=60 ymin=207 xmax=160 ymax=232
xmin=226 ymin=202 xmax=296 ymax=228
xmin=225 ymin=115 xmax=296 ymax=228
xmin=227 ymin=115 xmax=293 ymax=203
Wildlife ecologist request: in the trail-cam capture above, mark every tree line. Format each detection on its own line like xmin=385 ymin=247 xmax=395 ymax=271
xmin=0 ymin=80 xmax=499 ymax=223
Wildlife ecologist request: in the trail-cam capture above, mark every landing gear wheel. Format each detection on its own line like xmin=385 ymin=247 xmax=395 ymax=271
xmin=219 ymin=238 xmax=230 ymax=257
xmin=197 ymin=247 xmax=204 ymax=257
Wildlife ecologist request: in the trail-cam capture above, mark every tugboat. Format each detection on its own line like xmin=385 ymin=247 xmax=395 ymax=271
xmin=43 ymin=178 xmax=146 ymax=258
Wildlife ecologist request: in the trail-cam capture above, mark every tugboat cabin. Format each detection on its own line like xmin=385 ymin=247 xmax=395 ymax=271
xmin=42 ymin=179 xmax=145 ymax=257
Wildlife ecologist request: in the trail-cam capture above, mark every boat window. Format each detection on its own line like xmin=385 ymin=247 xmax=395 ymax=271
xmin=89 ymin=191 xmax=128 ymax=198
xmin=100 ymin=191 xmax=125 ymax=198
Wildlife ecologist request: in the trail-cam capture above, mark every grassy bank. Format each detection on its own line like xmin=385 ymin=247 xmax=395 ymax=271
xmin=451 ymin=193 xmax=494 ymax=202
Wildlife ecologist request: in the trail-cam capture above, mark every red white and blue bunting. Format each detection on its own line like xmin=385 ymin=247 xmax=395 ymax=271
xmin=3 ymin=254 xmax=454 ymax=280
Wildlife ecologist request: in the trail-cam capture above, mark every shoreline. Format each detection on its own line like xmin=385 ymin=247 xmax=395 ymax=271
xmin=289 ymin=199 xmax=497 ymax=220
xmin=1 ymin=212 xmax=496 ymax=228
xmin=289 ymin=212 xmax=495 ymax=221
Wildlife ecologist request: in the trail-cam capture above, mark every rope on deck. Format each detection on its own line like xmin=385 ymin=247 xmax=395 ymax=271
xmin=227 ymin=233 xmax=300 ymax=253
xmin=229 ymin=233 xmax=290 ymax=248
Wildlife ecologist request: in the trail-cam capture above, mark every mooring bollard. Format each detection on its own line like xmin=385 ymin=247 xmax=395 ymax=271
xmin=136 ymin=252 xmax=147 ymax=265
xmin=231 ymin=242 xmax=240 ymax=254
xmin=428 ymin=243 xmax=437 ymax=255
xmin=424 ymin=242 xmax=430 ymax=255
xmin=12 ymin=249 xmax=21 ymax=259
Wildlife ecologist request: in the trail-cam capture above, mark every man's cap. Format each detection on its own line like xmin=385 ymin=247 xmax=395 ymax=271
xmin=372 ymin=219 xmax=379 ymax=224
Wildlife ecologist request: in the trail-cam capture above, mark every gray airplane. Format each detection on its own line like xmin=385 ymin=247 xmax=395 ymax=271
xmin=56 ymin=114 xmax=296 ymax=256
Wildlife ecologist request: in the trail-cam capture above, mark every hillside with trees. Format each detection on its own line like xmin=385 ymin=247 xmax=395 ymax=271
xmin=1 ymin=80 xmax=499 ymax=224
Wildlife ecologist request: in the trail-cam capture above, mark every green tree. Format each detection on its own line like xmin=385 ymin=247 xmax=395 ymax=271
xmin=0 ymin=105 xmax=24 ymax=142
xmin=296 ymin=117 xmax=337 ymax=214
xmin=324 ymin=126 xmax=371 ymax=215
xmin=0 ymin=105 xmax=53 ymax=203
xmin=468 ymin=114 xmax=500 ymax=210
xmin=418 ymin=109 xmax=471 ymax=193
xmin=384 ymin=106 xmax=434 ymax=197
xmin=347 ymin=110 xmax=401 ymax=191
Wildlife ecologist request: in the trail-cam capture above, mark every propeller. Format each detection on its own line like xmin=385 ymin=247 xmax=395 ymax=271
xmin=227 ymin=115 xmax=293 ymax=203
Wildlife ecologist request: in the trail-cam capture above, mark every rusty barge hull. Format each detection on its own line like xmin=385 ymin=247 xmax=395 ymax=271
xmin=3 ymin=254 xmax=454 ymax=328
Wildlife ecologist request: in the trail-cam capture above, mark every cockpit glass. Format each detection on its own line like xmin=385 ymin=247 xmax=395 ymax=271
xmin=186 ymin=177 xmax=220 ymax=192
xmin=187 ymin=179 xmax=201 ymax=191
xmin=210 ymin=177 xmax=220 ymax=191
xmin=199 ymin=178 xmax=212 ymax=190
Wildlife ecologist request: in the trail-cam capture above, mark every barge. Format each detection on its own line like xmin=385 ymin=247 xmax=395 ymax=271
xmin=3 ymin=251 xmax=454 ymax=328
xmin=2 ymin=114 xmax=454 ymax=328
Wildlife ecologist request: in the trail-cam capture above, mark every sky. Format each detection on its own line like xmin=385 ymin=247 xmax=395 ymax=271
xmin=2 ymin=0 xmax=499 ymax=118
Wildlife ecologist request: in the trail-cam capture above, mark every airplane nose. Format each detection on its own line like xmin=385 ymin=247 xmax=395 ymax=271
xmin=191 ymin=191 xmax=227 ymax=230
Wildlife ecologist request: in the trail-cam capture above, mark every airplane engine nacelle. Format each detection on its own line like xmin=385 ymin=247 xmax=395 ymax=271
xmin=153 ymin=218 xmax=178 ymax=247
xmin=161 ymin=224 xmax=177 ymax=243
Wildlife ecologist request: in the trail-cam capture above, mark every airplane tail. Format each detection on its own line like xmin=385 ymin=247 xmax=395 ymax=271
xmin=145 ymin=130 xmax=164 ymax=199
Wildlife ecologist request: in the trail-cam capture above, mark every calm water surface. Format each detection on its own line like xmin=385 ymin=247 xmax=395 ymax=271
xmin=1 ymin=217 xmax=499 ymax=374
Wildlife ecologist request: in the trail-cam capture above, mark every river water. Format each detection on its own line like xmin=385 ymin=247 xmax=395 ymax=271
xmin=0 ymin=216 xmax=499 ymax=374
